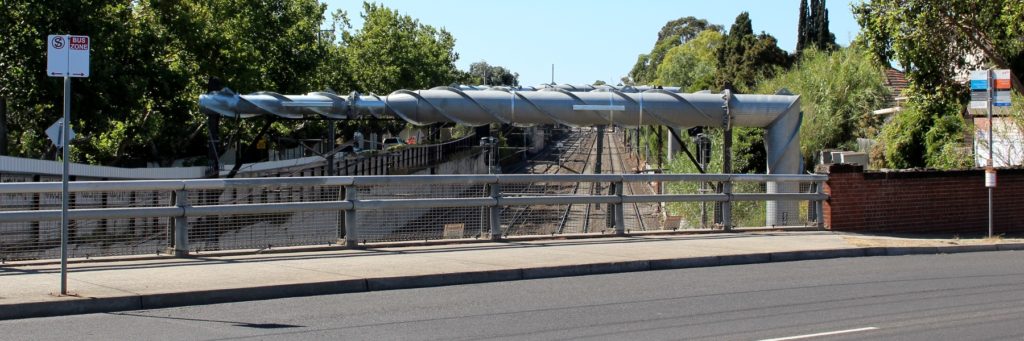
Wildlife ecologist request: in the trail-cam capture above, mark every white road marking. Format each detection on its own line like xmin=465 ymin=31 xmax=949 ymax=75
xmin=759 ymin=327 xmax=879 ymax=341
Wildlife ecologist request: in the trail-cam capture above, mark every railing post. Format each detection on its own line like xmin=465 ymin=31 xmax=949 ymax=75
xmin=171 ymin=189 xmax=190 ymax=257
xmin=344 ymin=185 xmax=360 ymax=248
xmin=489 ymin=182 xmax=502 ymax=241
xmin=815 ymin=180 xmax=826 ymax=229
xmin=614 ymin=180 xmax=626 ymax=236
xmin=722 ymin=177 xmax=733 ymax=231
xmin=807 ymin=182 xmax=816 ymax=223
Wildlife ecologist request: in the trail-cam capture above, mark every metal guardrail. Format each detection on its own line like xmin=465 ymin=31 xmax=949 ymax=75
xmin=0 ymin=174 xmax=827 ymax=261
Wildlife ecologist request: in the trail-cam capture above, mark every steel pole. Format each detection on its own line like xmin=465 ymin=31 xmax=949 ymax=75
xmin=988 ymin=69 xmax=994 ymax=238
xmin=60 ymin=76 xmax=70 ymax=295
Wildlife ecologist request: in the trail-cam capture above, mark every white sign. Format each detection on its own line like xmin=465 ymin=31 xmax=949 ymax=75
xmin=985 ymin=168 xmax=997 ymax=188
xmin=46 ymin=35 xmax=89 ymax=77
xmin=45 ymin=118 xmax=76 ymax=148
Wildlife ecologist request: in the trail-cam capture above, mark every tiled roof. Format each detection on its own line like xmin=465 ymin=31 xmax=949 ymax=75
xmin=884 ymin=68 xmax=908 ymax=97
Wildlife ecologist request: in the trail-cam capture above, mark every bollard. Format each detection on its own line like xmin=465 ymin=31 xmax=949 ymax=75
xmin=344 ymin=185 xmax=360 ymax=248
xmin=171 ymin=189 xmax=190 ymax=257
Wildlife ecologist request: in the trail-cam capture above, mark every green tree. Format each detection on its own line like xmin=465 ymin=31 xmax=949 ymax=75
xmin=715 ymin=12 xmax=791 ymax=92
xmin=655 ymin=30 xmax=724 ymax=92
xmin=712 ymin=13 xmax=792 ymax=173
xmin=142 ymin=0 xmax=332 ymax=168
xmin=755 ymin=46 xmax=889 ymax=169
xmin=855 ymin=0 xmax=1024 ymax=168
xmin=468 ymin=61 xmax=519 ymax=86
xmin=0 ymin=1 xmax=195 ymax=165
xmin=797 ymin=0 xmax=808 ymax=52
xmin=628 ymin=17 xmax=722 ymax=85
xmin=797 ymin=0 xmax=837 ymax=54
xmin=855 ymin=0 xmax=1023 ymax=94
xmin=344 ymin=2 xmax=460 ymax=94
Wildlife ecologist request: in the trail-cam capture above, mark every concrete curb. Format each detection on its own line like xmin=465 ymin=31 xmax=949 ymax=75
xmin=2 ymin=243 xmax=1021 ymax=320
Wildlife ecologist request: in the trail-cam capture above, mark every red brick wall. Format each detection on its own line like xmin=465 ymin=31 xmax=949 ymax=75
xmin=818 ymin=164 xmax=1024 ymax=234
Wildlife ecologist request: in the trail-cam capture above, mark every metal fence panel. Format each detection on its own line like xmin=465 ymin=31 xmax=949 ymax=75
xmin=0 ymin=174 xmax=826 ymax=261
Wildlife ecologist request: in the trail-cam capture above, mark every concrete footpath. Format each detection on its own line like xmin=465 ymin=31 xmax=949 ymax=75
xmin=2 ymin=231 xmax=1023 ymax=320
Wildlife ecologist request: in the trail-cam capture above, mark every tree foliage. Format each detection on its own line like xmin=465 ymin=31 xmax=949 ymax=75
xmin=628 ymin=17 xmax=723 ymax=85
xmin=0 ymin=1 xmax=206 ymax=165
xmin=855 ymin=0 xmax=1024 ymax=169
xmin=344 ymin=3 xmax=459 ymax=94
xmin=755 ymin=46 xmax=889 ymax=169
xmin=0 ymin=1 xmax=463 ymax=167
xmin=467 ymin=61 xmax=519 ymax=86
xmin=855 ymin=0 xmax=1023 ymax=94
xmin=715 ymin=12 xmax=791 ymax=92
xmin=654 ymin=30 xmax=723 ymax=92
xmin=797 ymin=0 xmax=837 ymax=54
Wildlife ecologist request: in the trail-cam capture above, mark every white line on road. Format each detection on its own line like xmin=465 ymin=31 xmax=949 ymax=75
xmin=758 ymin=327 xmax=879 ymax=341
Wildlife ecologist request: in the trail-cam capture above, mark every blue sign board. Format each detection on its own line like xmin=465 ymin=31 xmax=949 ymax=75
xmin=970 ymin=79 xmax=989 ymax=90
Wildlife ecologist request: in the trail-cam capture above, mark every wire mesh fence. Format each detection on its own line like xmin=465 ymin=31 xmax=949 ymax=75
xmin=356 ymin=183 xmax=488 ymax=242
xmin=0 ymin=174 xmax=826 ymax=261
xmin=665 ymin=180 xmax=818 ymax=229
xmin=0 ymin=188 xmax=172 ymax=261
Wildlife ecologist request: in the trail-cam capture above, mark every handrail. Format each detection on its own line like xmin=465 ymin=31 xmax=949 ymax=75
xmin=0 ymin=173 xmax=826 ymax=193
xmin=0 ymin=173 xmax=828 ymax=261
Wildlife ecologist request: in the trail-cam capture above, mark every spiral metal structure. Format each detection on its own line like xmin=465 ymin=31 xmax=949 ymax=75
xmin=199 ymin=86 xmax=803 ymax=226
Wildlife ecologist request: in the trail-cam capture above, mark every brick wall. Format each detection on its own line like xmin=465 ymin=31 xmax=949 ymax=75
xmin=818 ymin=164 xmax=1024 ymax=234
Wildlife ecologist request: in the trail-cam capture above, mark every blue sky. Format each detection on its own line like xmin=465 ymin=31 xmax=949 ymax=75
xmin=323 ymin=1 xmax=862 ymax=86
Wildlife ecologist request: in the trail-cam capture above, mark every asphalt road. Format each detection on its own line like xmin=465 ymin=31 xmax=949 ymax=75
xmin=4 ymin=251 xmax=1024 ymax=340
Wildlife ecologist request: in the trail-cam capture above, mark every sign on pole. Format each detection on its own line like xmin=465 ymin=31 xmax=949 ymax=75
xmin=993 ymin=69 xmax=1012 ymax=107
xmin=986 ymin=167 xmax=997 ymax=188
xmin=46 ymin=35 xmax=69 ymax=77
xmin=45 ymin=118 xmax=76 ymax=148
xmin=46 ymin=35 xmax=89 ymax=77
xmin=46 ymin=34 xmax=88 ymax=296
xmin=969 ymin=70 xmax=989 ymax=110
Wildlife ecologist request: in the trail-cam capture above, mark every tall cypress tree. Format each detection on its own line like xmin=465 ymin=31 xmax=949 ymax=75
xmin=717 ymin=12 xmax=790 ymax=90
xmin=817 ymin=6 xmax=835 ymax=50
xmin=796 ymin=0 xmax=837 ymax=55
xmin=797 ymin=0 xmax=808 ymax=52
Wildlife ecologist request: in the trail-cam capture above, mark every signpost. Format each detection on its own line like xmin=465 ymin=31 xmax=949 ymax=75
xmin=970 ymin=69 xmax=1013 ymax=238
xmin=47 ymin=34 xmax=89 ymax=296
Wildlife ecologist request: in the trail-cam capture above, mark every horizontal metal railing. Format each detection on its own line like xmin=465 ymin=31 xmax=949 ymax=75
xmin=0 ymin=174 xmax=827 ymax=261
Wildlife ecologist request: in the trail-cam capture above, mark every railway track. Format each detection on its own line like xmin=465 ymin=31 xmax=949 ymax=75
xmin=503 ymin=128 xmax=596 ymax=236
xmin=388 ymin=126 xmax=660 ymax=240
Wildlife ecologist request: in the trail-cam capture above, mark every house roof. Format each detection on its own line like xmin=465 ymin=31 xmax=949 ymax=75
xmin=884 ymin=68 xmax=909 ymax=99
xmin=873 ymin=68 xmax=909 ymax=115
